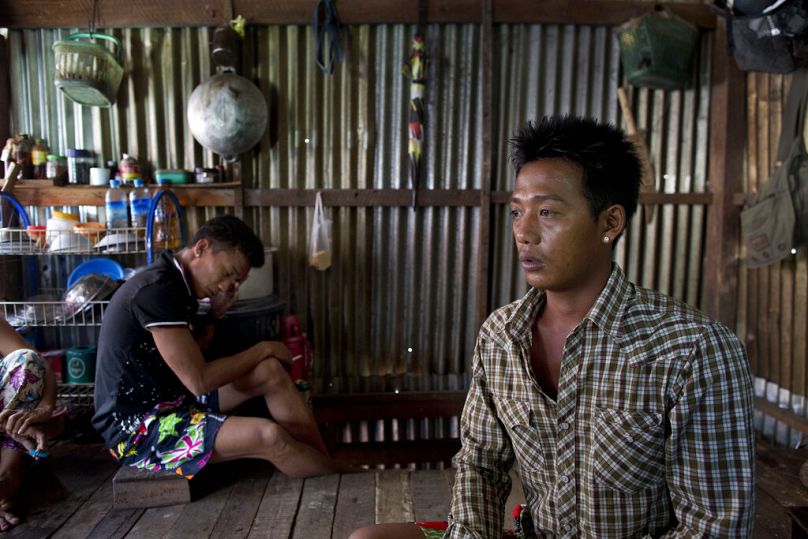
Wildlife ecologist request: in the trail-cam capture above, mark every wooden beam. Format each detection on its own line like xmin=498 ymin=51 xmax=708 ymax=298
xmin=1 ymin=180 xmax=237 ymax=207
xmin=330 ymin=439 xmax=461 ymax=467
xmin=756 ymin=397 xmax=808 ymax=436
xmin=493 ymin=0 xmax=715 ymax=28
xmin=245 ymin=188 xmax=482 ymax=207
xmin=704 ymin=18 xmax=745 ymax=326
xmin=0 ymin=0 xmax=715 ymax=29
xmin=0 ymin=36 xmax=9 ymax=154
xmin=475 ymin=0 xmax=493 ymax=329
xmin=2 ymin=182 xmax=720 ymax=209
xmin=311 ymin=391 xmax=467 ymax=423
xmin=492 ymin=191 xmax=715 ymax=205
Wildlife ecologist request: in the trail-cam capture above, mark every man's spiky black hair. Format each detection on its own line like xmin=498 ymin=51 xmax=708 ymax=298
xmin=510 ymin=115 xmax=642 ymax=222
xmin=191 ymin=214 xmax=265 ymax=268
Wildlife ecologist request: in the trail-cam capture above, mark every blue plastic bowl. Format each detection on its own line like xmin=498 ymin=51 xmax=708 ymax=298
xmin=67 ymin=258 xmax=124 ymax=288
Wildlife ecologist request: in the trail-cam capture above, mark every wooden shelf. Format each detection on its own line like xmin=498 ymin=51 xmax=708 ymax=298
xmin=0 ymin=180 xmax=239 ymax=207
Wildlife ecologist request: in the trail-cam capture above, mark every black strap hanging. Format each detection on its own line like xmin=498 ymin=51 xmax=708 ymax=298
xmin=313 ymin=0 xmax=344 ymax=75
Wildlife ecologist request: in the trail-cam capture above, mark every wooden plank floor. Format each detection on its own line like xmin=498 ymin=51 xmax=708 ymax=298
xmin=2 ymin=438 xmax=805 ymax=538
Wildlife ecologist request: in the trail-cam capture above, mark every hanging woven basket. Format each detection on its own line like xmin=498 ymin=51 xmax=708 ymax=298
xmin=52 ymin=32 xmax=124 ymax=107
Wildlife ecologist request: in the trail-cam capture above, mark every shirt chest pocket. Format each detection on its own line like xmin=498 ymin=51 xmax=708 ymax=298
xmin=496 ymin=398 xmax=546 ymax=471
xmin=593 ymin=407 xmax=665 ymax=493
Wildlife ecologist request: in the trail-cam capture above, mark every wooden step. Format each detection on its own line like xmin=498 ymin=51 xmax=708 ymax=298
xmin=112 ymin=466 xmax=192 ymax=509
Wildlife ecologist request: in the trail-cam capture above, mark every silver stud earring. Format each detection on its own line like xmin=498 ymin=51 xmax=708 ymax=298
xmin=602 ymin=235 xmax=610 ymax=243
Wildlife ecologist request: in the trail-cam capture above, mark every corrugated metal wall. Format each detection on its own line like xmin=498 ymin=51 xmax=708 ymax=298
xmin=740 ymin=72 xmax=808 ymax=447
xmin=490 ymin=24 xmax=713 ymax=310
xmin=5 ymin=22 xmax=713 ymax=393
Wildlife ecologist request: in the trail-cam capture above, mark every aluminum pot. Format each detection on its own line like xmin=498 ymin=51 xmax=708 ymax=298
xmin=187 ymin=72 xmax=268 ymax=160
xmin=237 ymin=247 xmax=277 ymax=300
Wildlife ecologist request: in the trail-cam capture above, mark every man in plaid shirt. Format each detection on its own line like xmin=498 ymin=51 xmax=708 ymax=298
xmin=445 ymin=116 xmax=755 ymax=538
xmin=350 ymin=116 xmax=754 ymax=539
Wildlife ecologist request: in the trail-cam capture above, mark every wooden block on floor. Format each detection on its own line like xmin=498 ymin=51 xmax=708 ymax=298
xmin=787 ymin=507 xmax=808 ymax=539
xmin=112 ymin=466 xmax=192 ymax=509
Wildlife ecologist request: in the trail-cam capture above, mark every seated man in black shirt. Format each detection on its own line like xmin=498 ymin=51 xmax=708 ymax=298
xmin=93 ymin=214 xmax=338 ymax=478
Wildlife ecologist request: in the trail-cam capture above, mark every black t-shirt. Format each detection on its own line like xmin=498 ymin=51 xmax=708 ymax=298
xmin=92 ymin=251 xmax=200 ymax=447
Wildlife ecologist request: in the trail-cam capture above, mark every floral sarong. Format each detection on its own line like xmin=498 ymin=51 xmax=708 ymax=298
xmin=110 ymin=393 xmax=225 ymax=479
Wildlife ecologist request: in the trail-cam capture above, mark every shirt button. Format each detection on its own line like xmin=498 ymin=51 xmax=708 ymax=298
xmin=563 ymin=523 xmax=572 ymax=532
xmin=559 ymin=421 xmax=570 ymax=430
xmin=560 ymin=474 xmax=570 ymax=484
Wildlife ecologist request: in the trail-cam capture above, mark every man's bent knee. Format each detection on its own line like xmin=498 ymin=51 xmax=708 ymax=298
xmin=254 ymin=358 xmax=292 ymax=390
xmin=257 ymin=420 xmax=293 ymax=456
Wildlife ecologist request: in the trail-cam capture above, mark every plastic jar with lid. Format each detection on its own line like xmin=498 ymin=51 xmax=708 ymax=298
xmin=119 ymin=154 xmax=141 ymax=185
xmin=194 ymin=167 xmax=218 ymax=184
xmin=46 ymin=210 xmax=80 ymax=247
xmin=66 ymin=149 xmax=95 ymax=185
xmin=46 ymin=154 xmax=68 ymax=186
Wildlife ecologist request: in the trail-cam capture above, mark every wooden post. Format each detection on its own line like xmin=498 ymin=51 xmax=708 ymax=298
xmin=0 ymin=36 xmax=8 ymax=147
xmin=475 ymin=0 xmax=493 ymax=329
xmin=704 ymin=19 xmax=745 ymax=326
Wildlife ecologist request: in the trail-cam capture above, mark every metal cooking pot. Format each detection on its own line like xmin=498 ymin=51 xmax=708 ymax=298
xmin=187 ymin=72 xmax=268 ymax=160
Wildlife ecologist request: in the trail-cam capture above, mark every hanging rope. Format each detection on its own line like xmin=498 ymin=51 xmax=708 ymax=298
xmin=313 ymin=0 xmax=344 ymax=75
xmin=88 ymin=0 xmax=99 ymax=36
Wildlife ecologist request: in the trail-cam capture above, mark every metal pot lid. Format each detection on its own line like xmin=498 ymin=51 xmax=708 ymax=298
xmin=187 ymin=72 xmax=268 ymax=160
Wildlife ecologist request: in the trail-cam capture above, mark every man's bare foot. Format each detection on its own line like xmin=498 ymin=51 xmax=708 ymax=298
xmin=0 ymin=468 xmax=22 ymax=531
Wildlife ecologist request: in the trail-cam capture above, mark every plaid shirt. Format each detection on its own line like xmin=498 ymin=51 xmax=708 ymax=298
xmin=447 ymin=264 xmax=755 ymax=538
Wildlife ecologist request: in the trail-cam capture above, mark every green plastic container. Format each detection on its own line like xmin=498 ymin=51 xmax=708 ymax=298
xmin=618 ymin=10 xmax=699 ymax=90
xmin=65 ymin=346 xmax=96 ymax=384
xmin=154 ymin=169 xmax=190 ymax=185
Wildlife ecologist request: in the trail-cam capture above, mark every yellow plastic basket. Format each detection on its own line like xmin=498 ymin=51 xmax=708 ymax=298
xmin=53 ymin=32 xmax=124 ymax=107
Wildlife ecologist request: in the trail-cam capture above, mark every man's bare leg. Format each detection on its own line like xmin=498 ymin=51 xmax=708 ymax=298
xmin=217 ymin=358 xmax=329 ymax=455
xmin=209 ymin=415 xmax=339 ymax=478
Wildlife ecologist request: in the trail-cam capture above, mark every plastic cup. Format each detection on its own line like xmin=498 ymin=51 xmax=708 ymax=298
xmin=89 ymin=167 xmax=110 ymax=186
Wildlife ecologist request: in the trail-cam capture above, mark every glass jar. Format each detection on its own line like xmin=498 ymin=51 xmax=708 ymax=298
xmin=66 ymin=149 xmax=95 ymax=185
xmin=46 ymin=154 xmax=68 ymax=186
xmin=31 ymin=139 xmax=49 ymax=179
xmin=12 ymin=134 xmax=33 ymax=179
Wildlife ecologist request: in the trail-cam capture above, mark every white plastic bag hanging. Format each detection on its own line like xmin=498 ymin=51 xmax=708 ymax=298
xmin=309 ymin=191 xmax=332 ymax=270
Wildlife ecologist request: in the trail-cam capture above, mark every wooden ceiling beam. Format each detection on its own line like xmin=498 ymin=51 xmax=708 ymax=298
xmin=0 ymin=0 xmax=715 ymax=30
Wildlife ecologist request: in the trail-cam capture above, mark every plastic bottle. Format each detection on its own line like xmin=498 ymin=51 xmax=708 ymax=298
xmin=154 ymin=178 xmax=182 ymax=249
xmin=119 ymin=154 xmax=140 ymax=186
xmin=31 ymin=139 xmax=49 ymax=179
xmin=129 ymin=178 xmax=150 ymax=232
xmin=105 ymin=179 xmax=129 ymax=230
xmin=282 ymin=315 xmax=313 ymax=389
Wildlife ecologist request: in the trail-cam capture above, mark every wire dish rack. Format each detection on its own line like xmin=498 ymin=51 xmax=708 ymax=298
xmin=1 ymin=299 xmax=110 ymax=327
xmin=57 ymin=383 xmax=94 ymax=413
xmin=0 ymin=227 xmax=147 ymax=255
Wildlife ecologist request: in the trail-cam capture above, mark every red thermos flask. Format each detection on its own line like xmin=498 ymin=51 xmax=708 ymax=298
xmin=282 ymin=315 xmax=313 ymax=386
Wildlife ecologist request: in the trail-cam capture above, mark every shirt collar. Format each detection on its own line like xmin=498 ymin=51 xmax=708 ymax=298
xmin=505 ymin=263 xmax=630 ymax=342
xmin=167 ymin=251 xmax=194 ymax=298
xmin=582 ymin=263 xmax=630 ymax=339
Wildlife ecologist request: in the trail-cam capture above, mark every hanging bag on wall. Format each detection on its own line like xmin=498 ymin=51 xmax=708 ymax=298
xmin=309 ymin=191 xmax=332 ymax=271
xmin=713 ymin=0 xmax=808 ymax=73
xmin=741 ymin=69 xmax=808 ymax=267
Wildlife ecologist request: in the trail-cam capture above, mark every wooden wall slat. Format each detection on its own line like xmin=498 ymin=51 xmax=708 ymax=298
xmin=743 ymin=71 xmax=808 ymax=432
xmin=0 ymin=0 xmax=716 ymax=29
